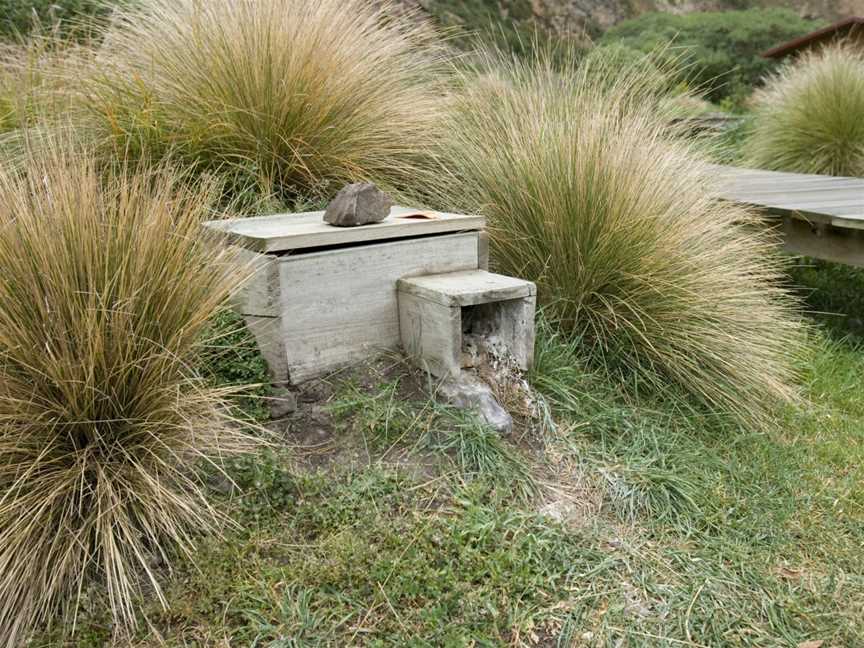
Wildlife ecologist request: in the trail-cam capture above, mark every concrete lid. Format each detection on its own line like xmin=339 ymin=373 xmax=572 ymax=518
xmin=398 ymin=270 xmax=536 ymax=307
xmin=204 ymin=206 xmax=485 ymax=253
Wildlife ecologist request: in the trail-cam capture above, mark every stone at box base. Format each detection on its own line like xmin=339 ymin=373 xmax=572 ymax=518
xmin=323 ymin=183 xmax=392 ymax=227
xmin=437 ymin=372 xmax=513 ymax=435
xmin=267 ymin=387 xmax=298 ymax=419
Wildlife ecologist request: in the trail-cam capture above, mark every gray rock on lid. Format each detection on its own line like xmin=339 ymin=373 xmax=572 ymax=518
xmin=323 ymin=183 xmax=393 ymax=227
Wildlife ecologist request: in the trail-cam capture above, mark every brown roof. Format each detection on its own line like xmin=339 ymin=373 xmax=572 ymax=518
xmin=762 ymin=16 xmax=864 ymax=59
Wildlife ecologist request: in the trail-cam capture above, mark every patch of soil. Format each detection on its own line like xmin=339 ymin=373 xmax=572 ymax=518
xmin=267 ymin=355 xmax=436 ymax=472
xmin=264 ymin=355 xmax=612 ymax=529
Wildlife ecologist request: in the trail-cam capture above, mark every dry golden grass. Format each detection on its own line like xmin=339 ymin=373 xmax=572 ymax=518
xmin=746 ymin=41 xmax=864 ymax=177
xmin=0 ymin=31 xmax=86 ymax=132
xmin=426 ymin=49 xmax=808 ymax=426
xmin=71 ymin=0 xmax=450 ymax=203
xmin=0 ymin=139 xmax=258 ymax=646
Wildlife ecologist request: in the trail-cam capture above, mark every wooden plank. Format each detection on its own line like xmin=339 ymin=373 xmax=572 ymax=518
xmin=709 ymin=164 xmax=864 ymax=224
xmin=734 ymin=196 xmax=864 ymax=213
xmin=720 ymin=187 xmax=864 ymax=204
xmin=277 ymin=232 xmax=480 ymax=382
xmin=830 ymin=216 xmax=864 ymax=231
xmin=722 ymin=174 xmax=853 ymax=187
xmin=397 ymin=270 xmax=536 ymax=307
xmin=780 ymin=217 xmax=864 ymax=268
xmin=205 ymin=206 xmax=484 ymax=253
xmin=721 ymin=183 xmax=862 ymax=196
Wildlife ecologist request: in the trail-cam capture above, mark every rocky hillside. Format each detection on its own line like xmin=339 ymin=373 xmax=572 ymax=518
xmin=406 ymin=0 xmax=860 ymax=40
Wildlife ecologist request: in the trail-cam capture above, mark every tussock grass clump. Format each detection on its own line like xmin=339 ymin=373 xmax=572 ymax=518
xmin=0 ymin=32 xmax=87 ymax=133
xmin=746 ymin=42 xmax=864 ymax=177
xmin=429 ymin=51 xmax=807 ymax=426
xmin=0 ymin=143 xmax=257 ymax=645
xmin=75 ymin=0 xmax=450 ymax=202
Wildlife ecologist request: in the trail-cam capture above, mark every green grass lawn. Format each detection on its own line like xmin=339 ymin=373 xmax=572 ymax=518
xmin=45 ymin=299 xmax=864 ymax=647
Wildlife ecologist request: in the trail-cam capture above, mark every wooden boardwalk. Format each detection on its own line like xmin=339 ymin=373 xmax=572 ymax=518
xmin=710 ymin=164 xmax=864 ymax=267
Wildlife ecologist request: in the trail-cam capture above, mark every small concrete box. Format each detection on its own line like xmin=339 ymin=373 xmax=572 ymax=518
xmin=397 ymin=271 xmax=537 ymax=379
xmin=205 ymin=207 xmax=489 ymax=383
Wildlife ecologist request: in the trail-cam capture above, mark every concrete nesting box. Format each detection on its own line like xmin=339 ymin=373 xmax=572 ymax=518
xmin=397 ymin=271 xmax=536 ymax=379
xmin=205 ymin=206 xmax=493 ymax=384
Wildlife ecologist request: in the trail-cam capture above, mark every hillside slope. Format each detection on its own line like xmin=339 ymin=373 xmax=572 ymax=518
xmin=411 ymin=0 xmax=860 ymax=40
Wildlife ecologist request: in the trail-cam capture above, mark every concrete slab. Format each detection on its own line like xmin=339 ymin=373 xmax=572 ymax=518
xmin=205 ymin=206 xmax=485 ymax=253
xmin=397 ymin=270 xmax=536 ymax=307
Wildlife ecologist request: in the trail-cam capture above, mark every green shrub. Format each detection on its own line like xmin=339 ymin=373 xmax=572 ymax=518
xmin=711 ymin=113 xmax=753 ymax=165
xmin=424 ymin=0 xmax=589 ymax=58
xmin=73 ymin=0 xmax=450 ymax=204
xmin=745 ymin=43 xmax=864 ymax=177
xmin=582 ymin=42 xmax=654 ymax=74
xmin=580 ymin=42 xmax=663 ymax=87
xmin=427 ymin=49 xmax=807 ymax=427
xmin=0 ymin=141 xmax=258 ymax=644
xmin=199 ymin=310 xmax=271 ymax=422
xmin=0 ymin=0 xmax=114 ymax=38
xmin=788 ymin=259 xmax=864 ymax=337
xmin=601 ymin=9 xmax=822 ymax=104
